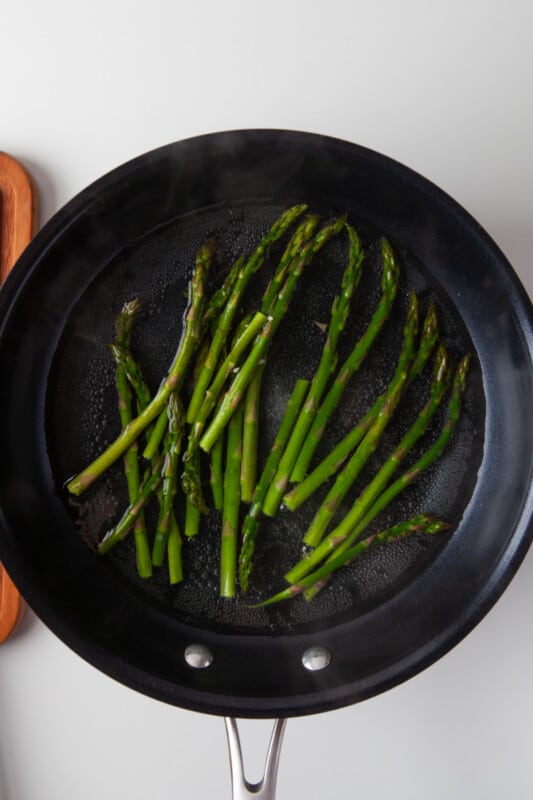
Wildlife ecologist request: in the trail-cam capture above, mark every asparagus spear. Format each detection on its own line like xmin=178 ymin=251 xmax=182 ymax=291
xmin=290 ymin=237 xmax=400 ymax=481
xmin=167 ymin=518 xmax=184 ymax=585
xmin=210 ymin=432 xmax=225 ymax=510
xmin=341 ymin=354 xmax=471 ymax=549
xmin=181 ymin=311 xmax=268 ymax=504
xmin=108 ymin=343 xmax=152 ymax=422
xmin=110 ymin=337 xmax=184 ymax=570
xmin=202 ymin=255 xmax=245 ymax=331
xmin=112 ymin=301 xmax=141 ymax=502
xmin=182 ymin=442 xmax=205 ymax=533
xmin=301 ymin=354 xmax=470 ymax=601
xmin=186 ymin=205 xmax=308 ymax=424
xmin=199 ymin=216 xmax=347 ymax=454
xmin=112 ymin=300 xmax=152 ymax=578
xmin=143 ymin=239 xmax=217 ymax=460
xmin=285 ymin=344 xmax=454 ymax=584
xmin=254 ymin=515 xmax=450 ymax=607
xmin=261 ymin=225 xmax=363 ymax=515
xmin=97 ymin=455 xmax=164 ymax=555
xmin=260 ymin=214 xmax=320 ymax=313
xmin=240 ymin=364 xmax=263 ymax=502
xmin=300 ymin=293 xmax=422 ymax=547
xmin=220 ymin=405 xmax=244 ymax=598
xmin=67 ymin=239 xmax=213 ymax=496
xmin=283 ymin=301 xmax=439 ymax=512
xmin=151 ymin=395 xmax=184 ymax=567
xmin=114 ymin=297 xmax=140 ymax=343
xmin=237 ymin=216 xmax=326 ymax=504
xmin=238 ymin=378 xmax=310 ymax=592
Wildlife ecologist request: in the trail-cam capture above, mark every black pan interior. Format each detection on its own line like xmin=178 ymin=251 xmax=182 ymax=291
xmin=0 ymin=130 xmax=531 ymax=718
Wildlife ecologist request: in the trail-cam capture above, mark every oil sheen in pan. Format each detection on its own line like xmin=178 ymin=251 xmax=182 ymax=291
xmin=47 ymin=202 xmax=485 ymax=635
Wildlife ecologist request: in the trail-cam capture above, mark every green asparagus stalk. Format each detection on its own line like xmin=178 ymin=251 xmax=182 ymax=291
xmin=167 ymin=517 xmax=184 ymax=585
xmin=240 ymin=364 xmax=263 ymax=502
xmin=113 ymin=304 xmax=141 ymax=502
xmin=97 ymin=455 xmax=164 ymax=555
xmin=114 ymin=298 xmax=140 ymax=345
xmin=147 ymin=247 xmax=236 ymax=457
xmin=186 ymin=205 xmax=308 ymax=424
xmin=67 ymin=239 xmax=213 ymax=496
xmin=202 ymin=255 xmax=245 ymax=330
xmin=184 ymin=494 xmax=201 ymax=538
xmin=199 ymin=216 xmax=346 ymax=454
xmin=254 ymin=515 xmax=450 ymax=607
xmin=302 ymin=354 xmax=469 ymax=602
xmin=112 ymin=300 xmax=152 ymax=578
xmin=237 ymin=216 xmax=324 ymax=504
xmin=285 ymin=344 xmax=453 ymax=584
xmin=143 ymin=239 xmax=217 ymax=460
xmin=260 ymin=215 xmax=320 ymax=314
xmin=182 ymin=312 xmax=267 ymax=474
xmin=220 ymin=404 xmax=244 ymax=598
xmin=110 ymin=338 xmax=184 ymax=574
xmin=152 ymin=395 xmax=184 ymax=567
xmin=283 ymin=302 xmax=439 ymax=512
xmin=341 ymin=354 xmax=471 ymax=549
xmin=290 ymin=237 xmax=400 ymax=481
xmin=182 ymin=312 xmax=268 ymax=510
xmin=210 ymin=432 xmax=225 ymax=510
xmin=238 ymin=378 xmax=310 ymax=592
xmin=108 ymin=343 xmax=153 ymax=422
xmin=300 ymin=293 xmax=421 ymax=546
xmin=261 ymin=226 xmax=363 ymax=516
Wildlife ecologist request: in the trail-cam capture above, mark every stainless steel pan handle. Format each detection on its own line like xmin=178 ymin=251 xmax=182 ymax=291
xmin=224 ymin=718 xmax=287 ymax=800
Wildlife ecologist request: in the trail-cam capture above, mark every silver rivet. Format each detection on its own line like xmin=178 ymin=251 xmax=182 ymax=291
xmin=302 ymin=646 xmax=331 ymax=671
xmin=184 ymin=643 xmax=213 ymax=669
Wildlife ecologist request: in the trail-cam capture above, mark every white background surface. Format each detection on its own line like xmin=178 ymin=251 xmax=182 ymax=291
xmin=1 ymin=2 xmax=533 ymax=798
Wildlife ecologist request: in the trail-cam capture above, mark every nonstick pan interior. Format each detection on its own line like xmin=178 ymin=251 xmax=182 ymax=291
xmin=0 ymin=130 xmax=531 ymax=717
xmin=47 ymin=202 xmax=482 ymax=631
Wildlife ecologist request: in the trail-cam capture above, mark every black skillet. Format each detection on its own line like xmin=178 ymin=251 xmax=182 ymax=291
xmin=0 ymin=131 xmax=532 ymax=741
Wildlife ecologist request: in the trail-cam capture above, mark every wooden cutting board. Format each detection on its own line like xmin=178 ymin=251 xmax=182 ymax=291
xmin=0 ymin=152 xmax=38 ymax=642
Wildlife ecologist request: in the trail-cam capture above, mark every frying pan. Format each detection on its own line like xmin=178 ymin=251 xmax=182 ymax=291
xmin=0 ymin=130 xmax=532 ymax=798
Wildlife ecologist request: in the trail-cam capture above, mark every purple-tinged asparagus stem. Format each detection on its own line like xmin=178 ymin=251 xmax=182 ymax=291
xmin=238 ymin=379 xmax=309 ymax=592
xmin=254 ymin=515 xmax=450 ymax=607
xmin=67 ymin=240 xmax=213 ymax=496
xmin=261 ymin=225 xmax=363 ymax=516
xmin=285 ymin=344 xmax=453 ymax=585
xmin=291 ymin=237 xmax=400 ymax=481
xmin=220 ymin=405 xmax=244 ymax=598
xmin=283 ymin=302 xmax=439 ymax=513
